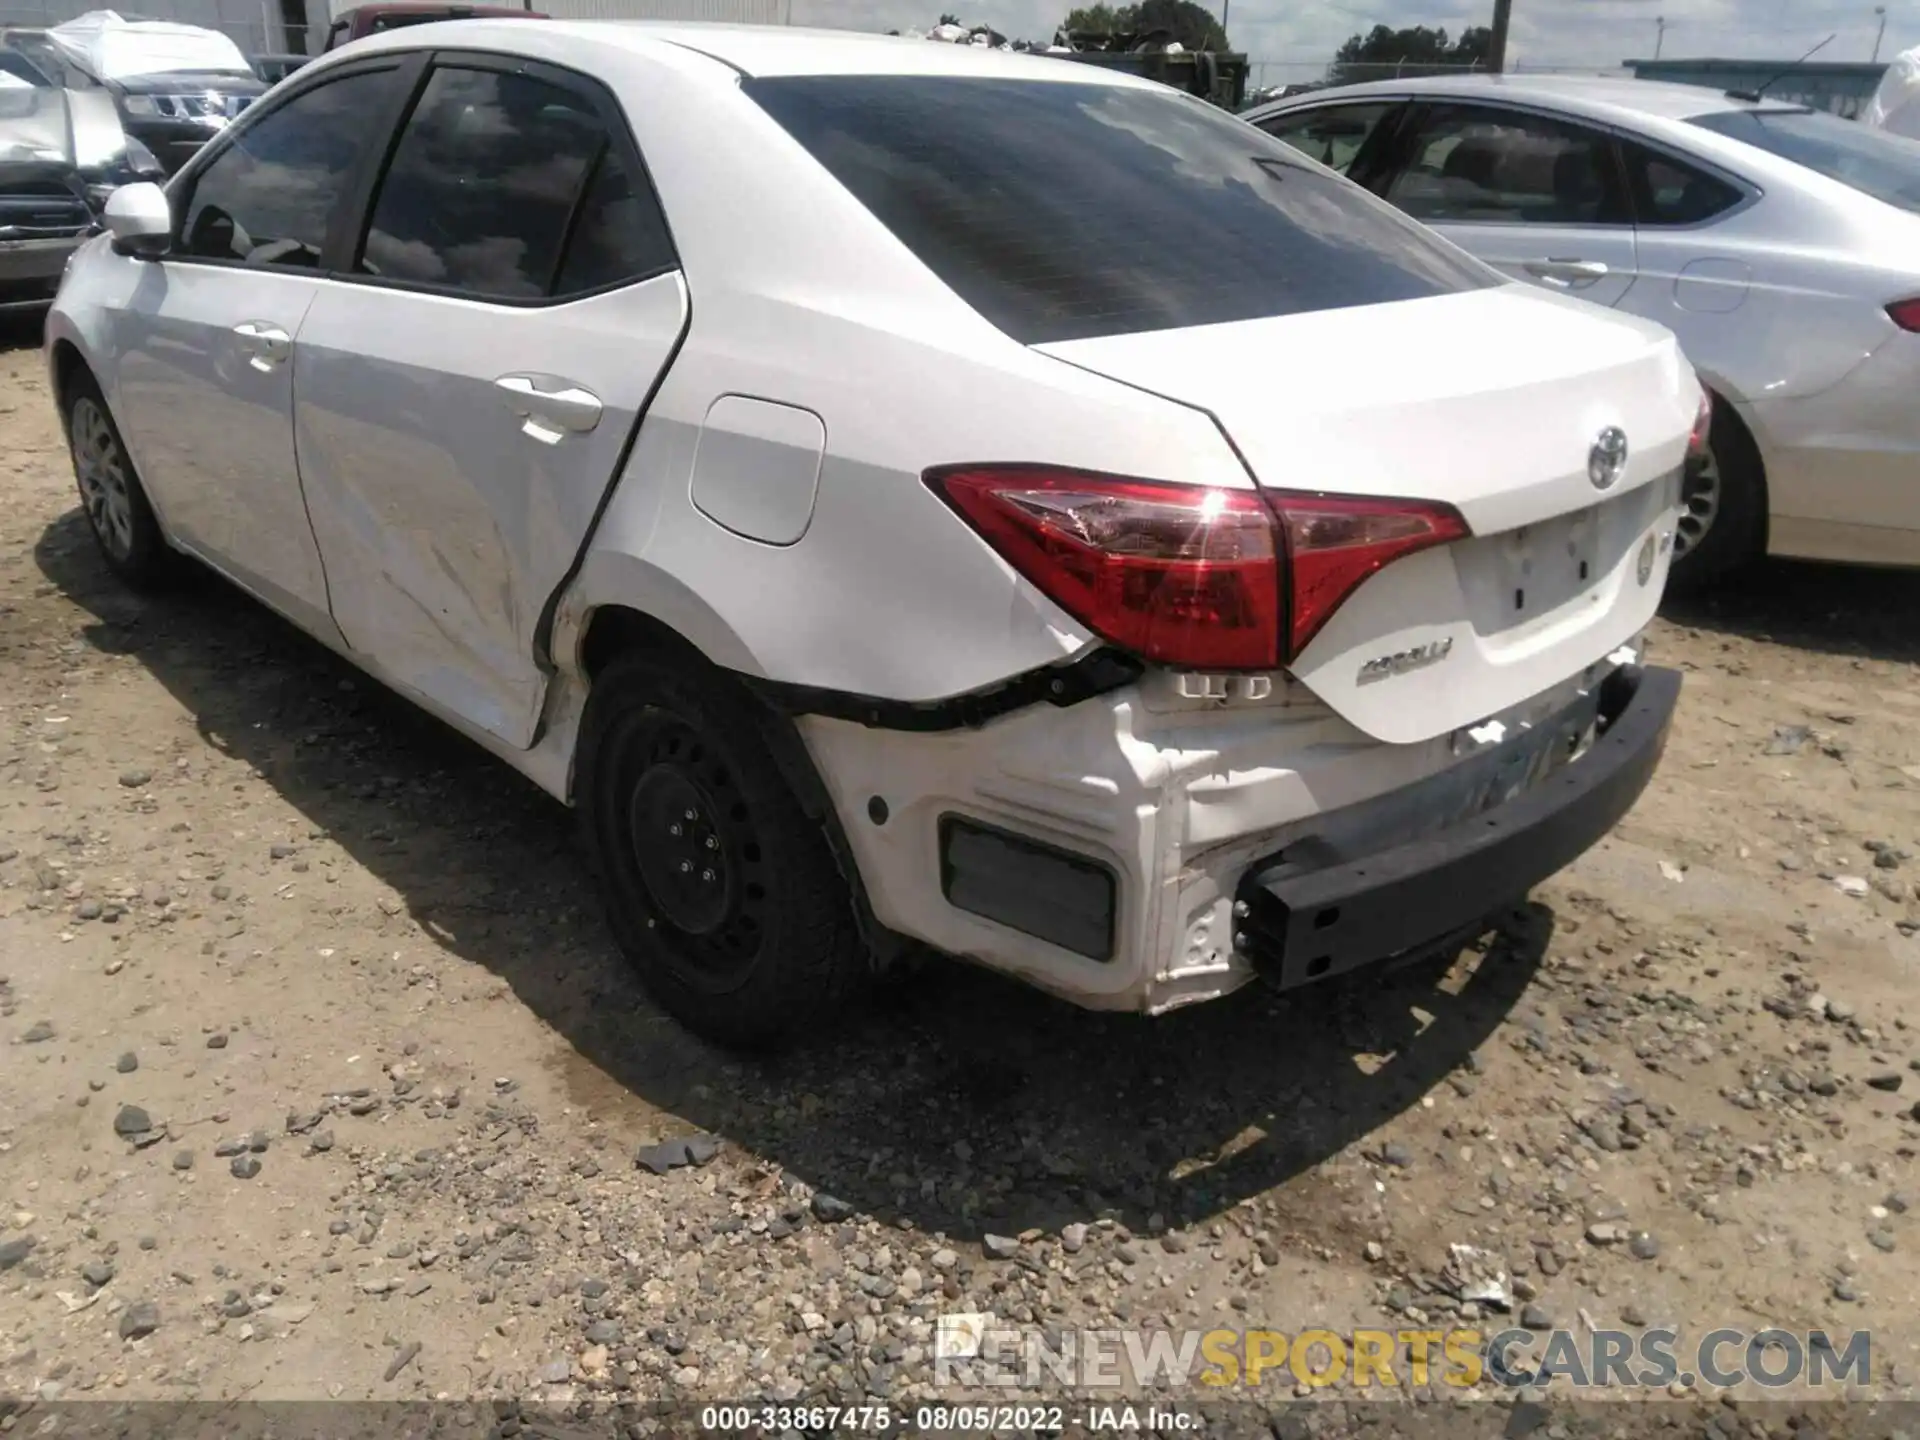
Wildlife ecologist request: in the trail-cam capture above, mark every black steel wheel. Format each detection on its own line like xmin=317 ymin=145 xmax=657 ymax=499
xmin=577 ymin=650 xmax=866 ymax=1049
xmin=617 ymin=714 xmax=765 ymax=991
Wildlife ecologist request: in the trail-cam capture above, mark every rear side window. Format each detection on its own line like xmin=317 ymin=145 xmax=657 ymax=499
xmin=1383 ymin=104 xmax=1631 ymax=226
xmin=745 ymin=75 xmax=1493 ymax=345
xmin=1256 ymin=102 xmax=1397 ymax=176
xmin=1691 ymin=106 xmax=1920 ymax=214
xmin=552 ymin=149 xmax=675 ymax=296
xmin=1619 ymin=142 xmax=1744 ymax=226
xmin=358 ymin=65 xmax=674 ymax=300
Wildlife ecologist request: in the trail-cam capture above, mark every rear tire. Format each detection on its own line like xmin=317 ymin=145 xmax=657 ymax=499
xmin=65 ymin=371 xmax=173 ymax=591
xmin=1666 ymin=398 xmax=1765 ymax=597
xmin=576 ymin=650 xmax=868 ymax=1051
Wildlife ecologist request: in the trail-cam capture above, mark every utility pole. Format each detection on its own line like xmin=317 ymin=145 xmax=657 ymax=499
xmin=1489 ymin=0 xmax=1511 ymax=72
xmin=1873 ymin=5 xmax=1888 ymax=61
xmin=1654 ymin=16 xmax=1667 ymax=58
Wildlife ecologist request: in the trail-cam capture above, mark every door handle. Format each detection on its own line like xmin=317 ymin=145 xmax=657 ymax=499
xmin=494 ymin=374 xmax=602 ymax=442
xmin=1523 ymin=258 xmax=1610 ymax=285
xmin=232 ymin=320 xmax=291 ymax=372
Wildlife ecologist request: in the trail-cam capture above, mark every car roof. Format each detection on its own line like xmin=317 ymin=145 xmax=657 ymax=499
xmin=1246 ymin=71 xmax=1807 ymax=126
xmin=344 ymin=18 xmax=1166 ymax=87
xmin=339 ymin=3 xmax=537 ymax=13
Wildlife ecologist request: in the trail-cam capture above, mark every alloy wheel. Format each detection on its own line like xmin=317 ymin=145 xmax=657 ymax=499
xmin=71 ymin=397 xmax=136 ymax=563
xmin=1675 ymin=442 xmax=1722 ymax=560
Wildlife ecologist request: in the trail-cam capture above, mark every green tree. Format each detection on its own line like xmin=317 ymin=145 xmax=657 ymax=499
xmin=1329 ymin=22 xmax=1490 ymax=85
xmin=1060 ymin=0 xmax=1228 ymax=52
xmin=1062 ymin=1 xmax=1131 ymax=33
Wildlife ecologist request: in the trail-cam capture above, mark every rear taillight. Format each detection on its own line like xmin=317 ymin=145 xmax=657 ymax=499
xmin=925 ymin=466 xmax=1467 ymax=671
xmin=1888 ymin=297 xmax=1920 ymax=332
xmin=1687 ymin=388 xmax=1713 ymax=462
xmin=1268 ymin=492 xmax=1469 ymax=658
xmin=929 ymin=467 xmax=1282 ymax=669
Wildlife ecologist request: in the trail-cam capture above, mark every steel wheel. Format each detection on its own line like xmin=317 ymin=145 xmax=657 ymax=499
xmin=579 ymin=651 xmax=868 ymax=1050
xmin=72 ymin=396 xmax=137 ymax=563
xmin=622 ymin=714 xmax=768 ymax=992
xmin=1674 ymin=442 xmax=1723 ymax=561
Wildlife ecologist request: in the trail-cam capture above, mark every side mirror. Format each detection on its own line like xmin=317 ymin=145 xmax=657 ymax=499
xmin=103 ymin=182 xmax=173 ymax=259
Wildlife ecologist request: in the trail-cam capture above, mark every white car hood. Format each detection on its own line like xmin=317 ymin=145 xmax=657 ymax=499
xmin=47 ymin=10 xmax=252 ymax=81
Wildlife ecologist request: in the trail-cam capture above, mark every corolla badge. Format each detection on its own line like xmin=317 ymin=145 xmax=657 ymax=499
xmin=1588 ymin=427 xmax=1629 ymax=491
xmin=1358 ymin=636 xmax=1453 ymax=683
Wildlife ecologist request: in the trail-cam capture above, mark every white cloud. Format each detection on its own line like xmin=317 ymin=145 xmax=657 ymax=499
xmin=787 ymin=0 xmax=1914 ymax=87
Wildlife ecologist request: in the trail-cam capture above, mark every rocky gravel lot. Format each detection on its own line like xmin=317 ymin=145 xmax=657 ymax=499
xmin=5 ymin=320 xmax=1920 ymax=1435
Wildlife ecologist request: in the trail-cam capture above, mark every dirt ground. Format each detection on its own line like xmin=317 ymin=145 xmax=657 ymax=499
xmin=5 ymin=316 xmax=1920 ymax=1434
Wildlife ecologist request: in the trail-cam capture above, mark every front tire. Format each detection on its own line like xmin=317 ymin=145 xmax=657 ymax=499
xmin=1667 ymin=399 xmax=1765 ymax=596
xmin=66 ymin=373 xmax=172 ymax=590
xmin=576 ymin=651 xmax=867 ymax=1050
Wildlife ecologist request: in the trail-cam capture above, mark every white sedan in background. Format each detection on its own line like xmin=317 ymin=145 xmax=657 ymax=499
xmin=1245 ymin=75 xmax=1920 ymax=588
xmin=46 ymin=25 xmax=1700 ymax=1048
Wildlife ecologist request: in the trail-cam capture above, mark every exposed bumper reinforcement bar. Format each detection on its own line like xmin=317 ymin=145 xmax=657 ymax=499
xmin=1235 ymin=664 xmax=1683 ymax=992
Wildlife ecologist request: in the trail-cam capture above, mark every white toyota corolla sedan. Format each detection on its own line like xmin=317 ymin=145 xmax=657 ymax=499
xmin=1244 ymin=74 xmax=1920 ymax=587
xmin=45 ymin=23 xmax=1703 ymax=1048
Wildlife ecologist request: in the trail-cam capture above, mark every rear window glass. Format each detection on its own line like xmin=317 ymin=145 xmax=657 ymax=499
xmin=745 ymin=74 xmax=1496 ymax=345
xmin=1691 ymin=107 xmax=1920 ymax=213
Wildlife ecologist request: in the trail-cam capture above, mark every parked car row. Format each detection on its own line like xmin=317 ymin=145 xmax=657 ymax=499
xmin=1244 ymin=74 xmax=1920 ymax=583
xmin=1 ymin=26 xmax=165 ymax=314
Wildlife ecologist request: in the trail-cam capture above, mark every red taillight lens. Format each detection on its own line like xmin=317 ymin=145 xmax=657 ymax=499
xmin=1267 ymin=492 xmax=1469 ymax=658
xmin=927 ymin=466 xmax=1472 ymax=671
xmin=1688 ymin=388 xmax=1713 ymax=461
xmin=928 ymin=467 xmax=1283 ymax=669
xmin=1888 ymin=297 xmax=1920 ymax=332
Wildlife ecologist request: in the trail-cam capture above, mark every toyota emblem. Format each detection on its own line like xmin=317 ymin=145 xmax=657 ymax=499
xmin=1588 ymin=427 xmax=1629 ymax=491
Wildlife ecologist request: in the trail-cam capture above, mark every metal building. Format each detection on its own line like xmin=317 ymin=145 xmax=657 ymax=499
xmin=1623 ymin=57 xmax=1889 ymax=119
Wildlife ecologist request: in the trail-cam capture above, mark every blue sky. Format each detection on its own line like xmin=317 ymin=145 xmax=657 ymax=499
xmin=787 ymin=0 xmax=1916 ymax=80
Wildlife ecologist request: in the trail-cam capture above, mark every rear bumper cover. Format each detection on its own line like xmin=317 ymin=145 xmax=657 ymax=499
xmin=1234 ymin=664 xmax=1681 ymax=990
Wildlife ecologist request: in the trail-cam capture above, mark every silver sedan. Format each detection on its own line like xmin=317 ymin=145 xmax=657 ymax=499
xmin=1243 ymin=74 xmax=1920 ymax=588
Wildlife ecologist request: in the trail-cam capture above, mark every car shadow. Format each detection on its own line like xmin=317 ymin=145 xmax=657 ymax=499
xmin=31 ymin=507 xmax=1544 ymax=1242
xmin=0 ymin=313 xmax=45 ymax=355
xmin=1661 ymin=557 xmax=1920 ymax=666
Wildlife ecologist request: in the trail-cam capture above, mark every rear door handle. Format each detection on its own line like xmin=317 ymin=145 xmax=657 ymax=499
xmin=494 ymin=374 xmax=602 ymax=442
xmin=232 ymin=320 xmax=291 ymax=371
xmin=1523 ymin=258 xmax=1610 ymax=285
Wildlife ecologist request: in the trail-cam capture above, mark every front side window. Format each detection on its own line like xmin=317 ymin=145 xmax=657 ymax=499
xmin=177 ymin=66 xmax=402 ymax=267
xmin=1384 ymin=104 xmax=1630 ymax=226
xmin=746 ymin=75 xmax=1493 ymax=346
xmin=357 ymin=65 xmax=670 ymax=300
xmin=1691 ymin=106 xmax=1920 ymax=213
xmin=1256 ymin=102 xmax=1397 ymax=175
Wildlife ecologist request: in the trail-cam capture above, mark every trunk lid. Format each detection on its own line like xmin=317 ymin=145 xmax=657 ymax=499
xmin=1035 ymin=284 xmax=1694 ymax=745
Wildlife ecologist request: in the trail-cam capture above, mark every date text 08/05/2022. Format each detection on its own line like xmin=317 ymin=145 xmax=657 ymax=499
xmin=696 ymin=1404 xmax=1190 ymax=1432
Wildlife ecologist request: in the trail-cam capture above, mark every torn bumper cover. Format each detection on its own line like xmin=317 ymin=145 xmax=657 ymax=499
xmin=1234 ymin=663 xmax=1682 ymax=991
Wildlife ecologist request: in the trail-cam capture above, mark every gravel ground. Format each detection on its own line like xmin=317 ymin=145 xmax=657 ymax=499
xmin=5 ymin=320 xmax=1920 ymax=1433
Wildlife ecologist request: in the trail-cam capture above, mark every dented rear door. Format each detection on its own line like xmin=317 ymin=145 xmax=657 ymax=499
xmin=292 ymin=57 xmax=685 ymax=749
